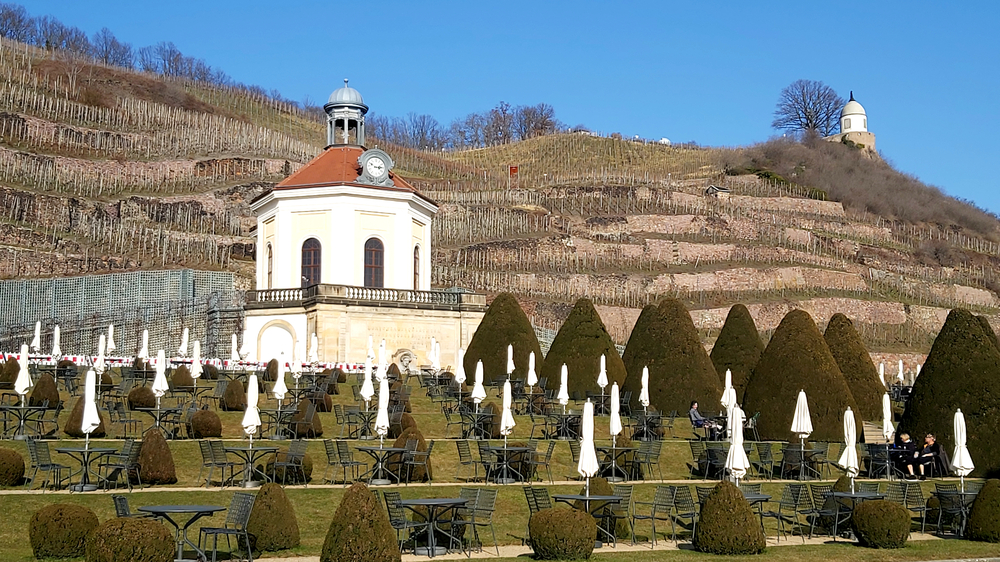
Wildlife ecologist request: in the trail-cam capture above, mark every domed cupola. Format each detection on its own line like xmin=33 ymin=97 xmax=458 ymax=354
xmin=324 ymin=79 xmax=369 ymax=146
xmin=840 ymin=91 xmax=867 ymax=133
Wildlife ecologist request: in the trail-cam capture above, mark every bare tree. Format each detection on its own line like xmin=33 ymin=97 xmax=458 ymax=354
xmin=0 ymin=3 xmax=34 ymax=42
xmin=513 ymin=103 xmax=559 ymax=140
xmin=91 ymin=27 xmax=133 ymax=67
xmin=772 ymin=79 xmax=845 ymax=137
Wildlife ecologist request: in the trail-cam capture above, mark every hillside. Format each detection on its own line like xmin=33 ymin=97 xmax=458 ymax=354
xmin=0 ymin=38 xmax=998 ymax=353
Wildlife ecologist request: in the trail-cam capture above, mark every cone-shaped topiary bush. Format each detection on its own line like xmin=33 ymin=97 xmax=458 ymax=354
xmin=246 ymin=482 xmax=300 ymax=553
xmin=389 ymin=412 xmax=417 ymax=439
xmin=0 ymin=447 xmax=25 ymax=485
xmin=331 ymin=367 xmax=347 ymax=384
xmin=694 ymin=481 xmax=766 ymax=555
xmin=743 ymin=309 xmax=858 ymax=442
xmin=966 ymin=479 xmax=1000 ymax=542
xmin=709 ymin=304 xmax=764 ymax=398
xmin=170 ymin=365 xmax=193 ymax=392
xmin=622 ymin=300 xmax=722 ymax=414
xmin=977 ymin=316 xmax=1000 ymax=351
xmin=221 ymin=379 xmax=247 ymax=411
xmin=0 ymin=357 xmax=17 ymax=389
xmin=190 ymin=409 xmax=222 ymax=438
xmin=851 ymin=500 xmax=910 ymax=548
xmin=290 ymin=399 xmax=323 ymax=437
xmin=899 ymin=308 xmax=1000 ymax=477
xmin=265 ymin=451 xmax=313 ymax=484
xmin=824 ymin=313 xmax=886 ymax=422
xmin=529 ymin=507 xmax=596 ymax=560
xmin=28 ymin=373 xmax=59 ymax=407
xmin=63 ymin=396 xmax=107 ymax=438
xmin=86 ymin=517 xmax=173 ymax=562
xmin=265 ymin=358 xmax=279 ymax=382
xmin=542 ymin=298 xmax=626 ymax=397
xmin=138 ymin=428 xmax=177 ymax=485
xmin=99 ymin=371 xmax=114 ymax=394
xmin=321 ymin=482 xmax=400 ymax=562
xmin=464 ymin=292 xmax=544 ymax=386
xmin=127 ymin=386 xmax=156 ymax=410
xmin=390 ymin=426 xmax=433 ymax=482
xmin=573 ymin=477 xmax=630 ymax=539
xmin=29 ymin=503 xmax=99 ymax=558
xmin=201 ymin=364 xmax=219 ymax=380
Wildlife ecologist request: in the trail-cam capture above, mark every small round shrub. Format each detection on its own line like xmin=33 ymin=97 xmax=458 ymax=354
xmin=290 ymin=399 xmax=323 ymax=437
xmin=389 ymin=412 xmax=417 ymax=439
xmin=529 ymin=507 xmax=596 ymax=560
xmin=28 ymin=373 xmax=59 ymax=407
xmin=321 ymin=482 xmax=400 ymax=562
xmin=573 ymin=477 xmax=630 ymax=539
xmin=64 ymin=396 xmax=108 ymax=438
xmin=0 ymin=358 xmax=18 ymax=389
xmin=29 ymin=503 xmax=99 ymax=558
xmin=332 ymin=367 xmax=347 ymax=384
xmin=221 ymin=379 xmax=247 ymax=411
xmin=201 ymin=364 xmax=219 ymax=380
xmin=190 ymin=409 xmax=222 ymax=438
xmin=246 ymin=482 xmax=300 ymax=553
xmin=127 ymin=386 xmax=156 ymax=410
xmin=0 ymin=447 xmax=25 ymax=486
xmin=851 ymin=500 xmax=910 ymax=548
xmin=99 ymin=371 xmax=114 ymax=394
xmin=264 ymin=451 xmax=314 ymax=484
xmin=390 ymin=426 xmax=432 ymax=481
xmin=170 ymin=365 xmax=194 ymax=392
xmin=86 ymin=517 xmax=173 ymax=562
xmin=264 ymin=358 xmax=279 ymax=382
xmin=138 ymin=429 xmax=177 ymax=485
xmin=694 ymin=481 xmax=766 ymax=555
xmin=966 ymin=479 xmax=1000 ymax=542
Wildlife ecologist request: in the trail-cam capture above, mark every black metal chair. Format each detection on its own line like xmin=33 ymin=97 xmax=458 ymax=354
xmin=632 ymin=485 xmax=673 ymax=547
xmin=759 ymin=483 xmax=808 ymax=543
xmin=404 ymin=440 xmax=434 ymax=484
xmin=100 ymin=439 xmax=142 ymax=491
xmin=383 ymin=490 xmax=422 ymax=554
xmin=455 ymin=439 xmax=479 ymax=482
xmin=112 ymin=495 xmax=155 ymax=519
xmin=199 ymin=492 xmax=257 ymax=562
xmin=272 ymin=439 xmax=308 ymax=486
xmin=322 ymin=439 xmax=340 ymax=484
xmin=669 ymin=485 xmax=699 ymax=541
xmin=24 ymin=438 xmax=68 ymax=491
xmin=528 ymin=440 xmax=556 ymax=484
xmin=335 ymin=440 xmax=366 ymax=483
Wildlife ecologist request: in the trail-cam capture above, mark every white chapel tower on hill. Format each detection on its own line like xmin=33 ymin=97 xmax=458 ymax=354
xmin=826 ymin=91 xmax=876 ymax=152
xmin=243 ymin=80 xmax=485 ymax=367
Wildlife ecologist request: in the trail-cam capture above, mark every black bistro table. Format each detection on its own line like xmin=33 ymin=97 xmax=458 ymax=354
xmin=492 ymin=446 xmax=530 ymax=484
xmin=0 ymin=405 xmax=46 ymax=439
xmin=552 ymin=494 xmax=622 ymax=546
xmin=596 ymin=445 xmax=637 ymax=482
xmin=224 ymin=444 xmax=278 ymax=487
xmin=56 ymin=446 xmax=116 ymax=492
xmin=356 ymin=409 xmax=377 ymax=440
xmin=549 ymin=412 xmax=580 ymax=440
xmin=358 ymin=446 xmax=406 ymax=485
xmin=932 ymin=490 xmax=979 ymax=536
xmin=465 ymin=410 xmax=493 ymax=440
xmin=397 ymin=497 xmax=468 ymax=557
xmin=138 ymin=504 xmax=226 ymax=561
xmin=824 ymin=490 xmax=884 ymax=539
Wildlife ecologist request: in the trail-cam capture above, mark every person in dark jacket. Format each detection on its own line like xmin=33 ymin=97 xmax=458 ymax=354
xmin=892 ymin=432 xmax=917 ymax=476
xmin=907 ymin=433 xmax=941 ymax=480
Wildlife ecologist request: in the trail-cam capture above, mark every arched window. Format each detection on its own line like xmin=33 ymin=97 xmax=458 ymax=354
xmin=266 ymin=244 xmax=273 ymax=289
xmin=364 ymin=238 xmax=384 ymax=288
xmin=301 ymin=238 xmax=321 ymax=287
xmin=413 ymin=246 xmax=420 ymax=290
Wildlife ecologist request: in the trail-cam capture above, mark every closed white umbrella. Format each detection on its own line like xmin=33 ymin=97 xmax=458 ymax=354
xmin=578 ymin=400 xmax=600 ymax=495
xmin=151 ymin=350 xmax=169 ymax=398
xmin=897 ymin=360 xmax=904 ymax=383
xmin=639 ymin=366 xmax=650 ymax=411
xmin=138 ymin=329 xmax=149 ymax=361
xmin=951 ymin=409 xmax=974 ymax=492
xmin=720 ymin=369 xmax=737 ymax=410
xmin=178 ymin=327 xmax=189 ymax=357
xmin=597 ymin=354 xmax=608 ymax=389
xmin=360 ymin=356 xmax=375 ymax=406
xmin=243 ymin=373 xmax=262 ymax=447
xmin=916 ymin=364 xmax=922 ymax=379
xmin=15 ymin=344 xmax=31 ymax=397
xmin=881 ymin=393 xmax=894 ymax=442
xmin=81 ymin=369 xmax=101 ymax=449
xmin=838 ymin=407 xmax=860 ymax=491
xmin=526 ymin=351 xmax=537 ymax=388
xmin=454 ymin=348 xmax=466 ymax=408
xmin=95 ymin=334 xmax=106 ymax=375
xmin=52 ymin=325 xmax=61 ymax=358
xmin=471 ymin=360 xmax=487 ymax=407
xmin=879 ymin=362 xmax=886 ymax=387
xmin=230 ymin=334 xmax=239 ymax=362
xmin=609 ymin=382 xmax=622 ymax=442
xmin=375 ymin=375 xmax=390 ymax=445
xmin=107 ymin=324 xmax=116 ymax=353
xmin=30 ymin=321 xmax=40 ymax=353
xmin=500 ymin=379 xmax=516 ymax=442
xmin=557 ymin=364 xmax=570 ymax=412
xmin=432 ymin=341 xmax=441 ymax=372
xmin=506 ymin=344 xmax=514 ymax=376
xmin=272 ymin=357 xmax=288 ymax=403
xmin=725 ymin=405 xmax=751 ymax=484
xmin=309 ymin=333 xmax=319 ymax=363
xmin=190 ymin=341 xmax=202 ymax=385
xmin=791 ymin=389 xmax=813 ymax=480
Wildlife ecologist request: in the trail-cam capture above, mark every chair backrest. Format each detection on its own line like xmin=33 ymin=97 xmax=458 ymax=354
xmin=689 ymin=440 xmax=706 ymax=462
xmin=739 ymin=483 xmax=762 ymax=495
xmin=886 ymin=482 xmax=906 ymax=504
xmin=532 ymin=486 xmax=552 ymax=511
xmin=475 ymin=488 xmax=498 ymax=517
xmin=671 ymin=485 xmax=696 ymax=513
xmin=404 ymin=439 xmax=418 ymax=453
xmin=333 ymin=404 xmax=345 ymax=424
xmin=336 ymin=440 xmax=355 ymax=461
xmin=287 ymin=439 xmax=308 ymax=461
xmin=475 ymin=440 xmax=493 ymax=459
xmin=207 ymin=440 xmax=227 ymax=464
xmin=24 ymin=439 xmax=39 ymax=465
xmin=755 ymin=442 xmax=773 ymax=462
xmin=112 ymin=495 xmax=132 ymax=517
xmin=964 ymin=481 xmax=984 ymax=495
xmin=382 ymin=490 xmax=407 ymax=522
xmin=541 ymin=441 xmax=556 ymax=462
xmin=935 ymin=482 xmax=958 ymax=494
xmin=612 ymin=484 xmax=633 ymax=511
xmin=652 ymin=485 xmax=674 ymax=513
xmin=569 ymin=440 xmax=581 ymax=463
xmin=809 ymin=484 xmax=832 ymax=511
xmin=225 ymin=492 xmax=256 ymax=530
xmin=523 ymin=486 xmax=538 ymax=514
xmin=857 ymin=481 xmax=880 ymax=494
xmin=324 ymin=439 xmax=338 ymax=462
xmin=456 ymin=440 xmax=473 ymax=463
xmin=199 ymin=440 xmax=213 ymax=463
xmin=214 ymin=380 xmax=228 ymax=397
xmin=779 ymin=483 xmax=807 ymax=510
xmin=696 ymin=485 xmax=714 ymax=504
xmin=34 ymin=440 xmax=53 ymax=464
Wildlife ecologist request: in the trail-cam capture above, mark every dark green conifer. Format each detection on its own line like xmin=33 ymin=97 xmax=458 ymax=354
xmin=540 ymin=298 xmax=625 ymax=396
xmin=709 ymin=304 xmax=764 ymax=398
xmin=824 ymin=313 xmax=885 ymax=422
xmin=464 ymin=293 xmax=543 ymax=385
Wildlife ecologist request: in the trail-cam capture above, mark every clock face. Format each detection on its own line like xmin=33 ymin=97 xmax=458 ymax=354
xmin=366 ymin=157 xmax=386 ymax=178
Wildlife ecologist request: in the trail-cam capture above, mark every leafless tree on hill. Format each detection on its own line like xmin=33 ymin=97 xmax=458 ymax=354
xmin=91 ymin=27 xmax=133 ymax=67
xmin=0 ymin=3 xmax=34 ymax=43
xmin=514 ymin=103 xmax=559 ymax=139
xmin=772 ymin=79 xmax=845 ymax=137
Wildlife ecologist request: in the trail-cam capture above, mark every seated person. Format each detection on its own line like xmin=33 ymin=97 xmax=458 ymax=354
xmin=890 ymin=432 xmax=917 ymax=475
xmin=688 ymin=401 xmax=721 ymax=440
xmin=906 ymin=433 xmax=941 ymax=480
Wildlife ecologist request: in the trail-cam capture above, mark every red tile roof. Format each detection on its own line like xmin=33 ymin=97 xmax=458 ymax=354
xmin=275 ymin=146 xmax=433 ymax=205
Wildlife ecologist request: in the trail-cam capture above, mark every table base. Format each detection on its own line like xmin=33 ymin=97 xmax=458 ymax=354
xmin=69 ymin=483 xmax=98 ymax=492
xmin=370 ymin=478 xmax=392 ymax=486
xmin=414 ymin=546 xmax=447 ymax=557
xmin=242 ymin=480 xmax=263 ymax=488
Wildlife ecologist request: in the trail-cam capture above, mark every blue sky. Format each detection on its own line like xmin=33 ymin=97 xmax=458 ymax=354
xmin=25 ymin=0 xmax=1000 ymax=214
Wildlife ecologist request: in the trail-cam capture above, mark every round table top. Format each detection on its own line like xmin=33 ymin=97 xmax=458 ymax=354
xmin=825 ymin=491 xmax=884 ymax=499
xmin=138 ymin=505 xmax=226 ymax=514
xmin=742 ymin=493 xmax=772 ymax=502
xmin=397 ymin=498 xmax=468 ymax=507
xmin=552 ymin=494 xmax=622 ymax=502
xmin=494 ymin=446 xmax=531 ymax=452
xmin=55 ymin=447 xmax=117 ymax=454
xmin=596 ymin=446 xmax=638 ymax=452
xmin=225 ymin=445 xmax=278 ymax=452
xmin=357 ymin=446 xmax=407 ymax=453
xmin=933 ymin=490 xmax=980 ymax=497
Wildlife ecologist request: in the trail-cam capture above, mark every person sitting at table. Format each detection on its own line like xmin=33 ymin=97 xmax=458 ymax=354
xmin=689 ymin=401 xmax=721 ymax=440
xmin=891 ymin=432 xmax=917 ymax=476
xmin=906 ymin=433 xmax=941 ymax=480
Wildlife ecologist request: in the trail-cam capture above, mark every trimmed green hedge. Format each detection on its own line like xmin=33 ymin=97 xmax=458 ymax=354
xmin=246 ymin=482 xmax=300 ymax=552
xmin=464 ymin=292 xmax=543 ymax=386
xmin=138 ymin=428 xmax=177 ymax=485
xmin=542 ymin=298 xmax=625 ymax=397
xmin=529 ymin=507 xmax=596 ymax=560
xmin=966 ymin=479 xmax=1000 ymax=542
xmin=86 ymin=517 xmax=173 ymax=562
xmin=694 ymin=481 xmax=766 ymax=555
xmin=321 ymin=482 xmax=400 ymax=562
xmin=0 ymin=447 xmax=24 ymax=486
xmin=29 ymin=503 xmax=99 ymax=558
xmin=709 ymin=304 xmax=764 ymax=398
xmin=743 ymin=309 xmax=858 ymax=442
xmin=824 ymin=313 xmax=886 ymax=422
xmin=851 ymin=500 xmax=910 ymax=548
xmin=63 ymin=396 xmax=108 ymax=438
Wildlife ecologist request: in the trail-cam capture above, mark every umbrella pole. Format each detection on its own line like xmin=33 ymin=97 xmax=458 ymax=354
xmin=585 ymin=477 xmax=590 ymax=497
xmin=800 ymin=437 xmax=805 ymax=481
xmin=155 ymin=396 xmax=161 ymax=428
